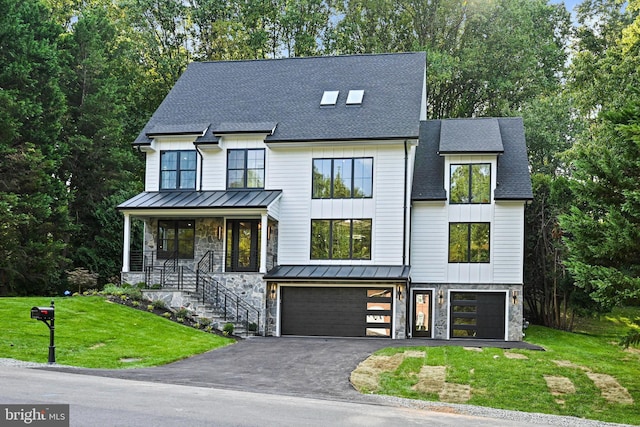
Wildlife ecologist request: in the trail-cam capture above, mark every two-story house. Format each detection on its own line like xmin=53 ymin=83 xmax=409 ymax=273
xmin=118 ymin=52 xmax=532 ymax=340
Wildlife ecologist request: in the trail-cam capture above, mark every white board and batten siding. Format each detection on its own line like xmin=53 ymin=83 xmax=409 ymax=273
xmin=410 ymin=152 xmax=526 ymax=285
xmin=144 ymin=137 xmax=200 ymax=192
xmin=492 ymin=201 xmax=526 ymax=284
xmin=269 ymin=143 xmax=408 ymax=266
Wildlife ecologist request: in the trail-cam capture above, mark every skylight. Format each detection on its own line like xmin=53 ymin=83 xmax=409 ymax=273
xmin=320 ymin=90 xmax=339 ymax=106
xmin=346 ymin=90 xmax=365 ymax=105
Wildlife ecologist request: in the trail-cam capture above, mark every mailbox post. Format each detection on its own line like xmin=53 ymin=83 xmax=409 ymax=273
xmin=30 ymin=300 xmax=55 ymax=364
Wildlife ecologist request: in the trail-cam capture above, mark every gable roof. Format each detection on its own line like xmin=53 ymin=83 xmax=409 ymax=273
xmin=134 ymin=52 xmax=426 ymax=145
xmin=412 ymin=118 xmax=532 ymax=201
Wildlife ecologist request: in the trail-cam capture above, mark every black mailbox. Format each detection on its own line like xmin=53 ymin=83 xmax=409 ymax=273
xmin=31 ymin=306 xmax=54 ymax=321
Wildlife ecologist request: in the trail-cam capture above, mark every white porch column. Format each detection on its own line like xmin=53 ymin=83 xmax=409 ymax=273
xmin=260 ymin=213 xmax=268 ymax=273
xmin=122 ymin=212 xmax=131 ymax=273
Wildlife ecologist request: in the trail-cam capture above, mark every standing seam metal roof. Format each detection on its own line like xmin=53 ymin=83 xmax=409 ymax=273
xmin=117 ymin=190 xmax=282 ymax=210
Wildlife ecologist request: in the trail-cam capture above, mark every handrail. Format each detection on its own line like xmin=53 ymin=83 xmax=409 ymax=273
xmin=196 ymin=268 xmax=261 ymax=336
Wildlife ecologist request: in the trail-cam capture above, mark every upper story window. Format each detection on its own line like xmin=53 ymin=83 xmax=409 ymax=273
xmin=449 ymin=222 xmax=490 ymax=263
xmin=311 ymin=219 xmax=372 ymax=260
xmin=450 ymin=163 xmax=491 ymax=204
xmin=312 ymin=158 xmax=373 ymax=199
xmin=160 ymin=151 xmax=196 ymax=190
xmin=227 ymin=149 xmax=265 ymax=189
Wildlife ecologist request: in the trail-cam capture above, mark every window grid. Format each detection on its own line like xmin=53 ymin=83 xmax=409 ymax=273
xmin=449 ymin=163 xmax=491 ymax=204
xmin=312 ymin=157 xmax=373 ymax=199
xmin=311 ymin=219 xmax=372 ymax=260
xmin=448 ymin=222 xmax=490 ymax=263
xmin=160 ymin=151 xmax=196 ymax=190
xmin=227 ymin=149 xmax=265 ymax=189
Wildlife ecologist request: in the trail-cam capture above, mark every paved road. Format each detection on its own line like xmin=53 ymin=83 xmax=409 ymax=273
xmin=0 ymin=367 xmax=585 ymax=427
xmin=44 ymin=336 xmax=542 ymax=401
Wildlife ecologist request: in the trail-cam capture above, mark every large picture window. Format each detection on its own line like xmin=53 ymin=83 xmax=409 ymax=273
xmin=449 ymin=222 xmax=490 ymax=263
xmin=311 ymin=219 xmax=372 ymax=260
xmin=158 ymin=220 xmax=195 ymax=259
xmin=312 ymin=158 xmax=373 ymax=198
xmin=449 ymin=163 xmax=490 ymax=204
xmin=227 ymin=149 xmax=265 ymax=189
xmin=160 ymin=151 xmax=196 ymax=190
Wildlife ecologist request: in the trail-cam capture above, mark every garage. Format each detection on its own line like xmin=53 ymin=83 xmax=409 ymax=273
xmin=280 ymin=286 xmax=393 ymax=337
xmin=449 ymin=292 xmax=506 ymax=339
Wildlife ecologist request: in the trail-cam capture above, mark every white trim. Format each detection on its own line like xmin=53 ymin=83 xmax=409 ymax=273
xmin=122 ymin=213 xmax=131 ymax=273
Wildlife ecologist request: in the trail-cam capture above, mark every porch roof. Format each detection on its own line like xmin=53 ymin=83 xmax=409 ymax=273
xmin=117 ymin=190 xmax=282 ymax=210
xmin=264 ymin=265 xmax=410 ymax=281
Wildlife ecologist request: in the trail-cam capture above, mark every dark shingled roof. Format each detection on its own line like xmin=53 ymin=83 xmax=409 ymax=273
xmin=412 ymin=121 xmax=447 ymax=201
xmin=264 ymin=265 xmax=411 ymax=281
xmin=412 ymin=118 xmax=532 ymax=201
xmin=494 ymin=118 xmax=533 ymax=200
xmin=134 ymin=52 xmax=426 ymax=145
xmin=439 ymin=118 xmax=504 ymax=154
xmin=117 ymin=190 xmax=282 ymax=210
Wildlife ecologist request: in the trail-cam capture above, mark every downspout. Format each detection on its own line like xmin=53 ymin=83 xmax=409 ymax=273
xmin=194 ymin=143 xmax=204 ymax=191
xmin=404 ymin=139 xmax=410 ymax=339
xmin=403 ymin=139 xmax=409 ymax=266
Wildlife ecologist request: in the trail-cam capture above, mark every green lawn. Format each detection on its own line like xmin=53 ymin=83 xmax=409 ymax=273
xmin=0 ymin=296 xmax=234 ymax=368
xmin=364 ymin=307 xmax=640 ymax=425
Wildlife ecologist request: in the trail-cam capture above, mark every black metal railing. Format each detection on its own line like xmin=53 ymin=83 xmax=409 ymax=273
xmin=197 ymin=274 xmax=261 ymax=335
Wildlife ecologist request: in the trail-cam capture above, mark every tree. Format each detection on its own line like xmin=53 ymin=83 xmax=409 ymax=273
xmin=561 ymin=100 xmax=640 ymax=311
xmin=0 ymin=0 xmax=70 ymax=295
xmin=328 ymin=0 xmax=570 ymax=118
xmin=59 ymin=6 xmax=145 ymax=282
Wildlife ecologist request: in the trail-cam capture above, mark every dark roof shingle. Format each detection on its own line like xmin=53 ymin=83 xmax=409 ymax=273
xmin=135 ymin=52 xmax=426 ymax=145
xmin=412 ymin=118 xmax=532 ymax=201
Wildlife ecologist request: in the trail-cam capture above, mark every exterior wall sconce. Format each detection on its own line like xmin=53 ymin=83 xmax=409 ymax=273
xmin=217 ymin=225 xmax=223 ymax=240
xmin=512 ymin=290 xmax=518 ymax=305
xmin=438 ymin=289 xmax=444 ymax=305
xmin=397 ymin=284 xmax=403 ymax=300
xmin=267 ymin=225 xmax=272 ymax=240
xmin=269 ymin=283 xmax=277 ymax=300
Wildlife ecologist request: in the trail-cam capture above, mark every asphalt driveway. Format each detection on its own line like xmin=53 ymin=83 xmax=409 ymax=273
xmin=45 ymin=337 xmax=542 ymax=401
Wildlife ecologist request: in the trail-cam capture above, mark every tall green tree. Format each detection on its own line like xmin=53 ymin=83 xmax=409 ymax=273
xmin=0 ymin=0 xmax=70 ymax=295
xmin=328 ymin=0 xmax=570 ymax=118
xmin=561 ymin=100 xmax=640 ymax=310
xmin=60 ymin=6 xmax=145 ymax=282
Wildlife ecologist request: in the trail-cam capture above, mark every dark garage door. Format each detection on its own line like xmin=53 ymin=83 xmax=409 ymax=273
xmin=280 ymin=287 xmax=392 ymax=337
xmin=450 ymin=292 xmax=506 ymax=339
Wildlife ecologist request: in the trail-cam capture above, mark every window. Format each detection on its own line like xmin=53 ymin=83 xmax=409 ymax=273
xmin=311 ymin=219 xmax=372 ymax=260
xmin=227 ymin=149 xmax=265 ymax=189
xmin=449 ymin=222 xmax=490 ymax=263
xmin=160 ymin=151 xmax=196 ymax=190
xmin=450 ymin=163 xmax=491 ymax=204
xmin=312 ymin=158 xmax=373 ymax=198
xmin=158 ymin=220 xmax=195 ymax=259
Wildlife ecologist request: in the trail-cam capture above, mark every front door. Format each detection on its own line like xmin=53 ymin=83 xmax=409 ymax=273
xmin=412 ymin=290 xmax=432 ymax=338
xmin=226 ymin=219 xmax=259 ymax=272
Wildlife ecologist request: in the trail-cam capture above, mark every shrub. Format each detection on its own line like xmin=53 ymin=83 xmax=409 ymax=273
xmin=248 ymin=322 xmax=258 ymax=332
xmin=199 ymin=317 xmax=212 ymax=327
xmin=132 ymin=301 xmax=140 ymax=307
xmin=152 ymin=299 xmax=166 ymax=310
xmin=174 ymin=307 xmax=190 ymax=319
xmin=147 ymin=305 xmax=154 ymax=311
xmin=162 ymin=312 xmax=172 ymax=319
xmin=223 ymin=323 xmax=234 ymax=336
